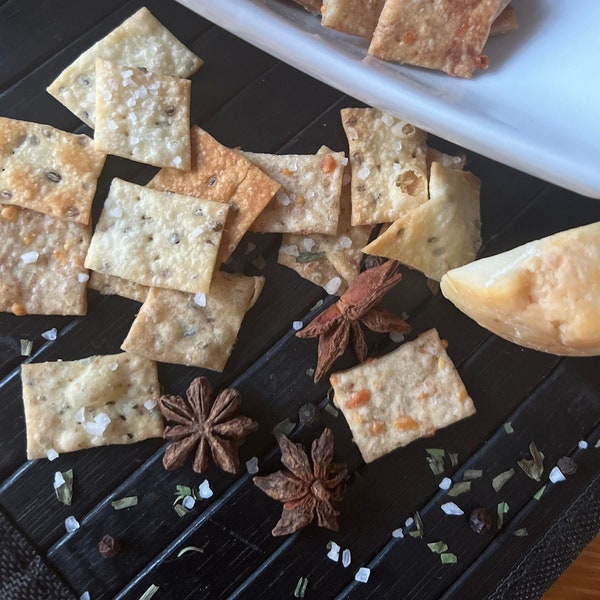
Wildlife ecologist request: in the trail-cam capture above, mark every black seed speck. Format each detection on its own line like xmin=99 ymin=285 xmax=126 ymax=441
xmin=207 ymin=176 xmax=217 ymax=187
xmin=46 ymin=171 xmax=61 ymax=183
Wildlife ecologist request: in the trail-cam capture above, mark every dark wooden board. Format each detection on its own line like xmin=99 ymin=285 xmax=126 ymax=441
xmin=1 ymin=2 xmax=599 ymax=599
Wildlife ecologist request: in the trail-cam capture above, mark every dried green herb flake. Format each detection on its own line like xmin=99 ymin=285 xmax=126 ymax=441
xmin=272 ymin=418 xmax=296 ymax=436
xmin=492 ymin=468 xmax=515 ymax=492
xmin=497 ymin=501 xmax=510 ymax=529
xmin=463 ymin=469 xmax=483 ymax=481
xmin=440 ymin=552 xmax=458 ymax=564
xmin=176 ymin=545 xmax=206 ymax=557
xmin=513 ymin=528 xmax=529 ymax=537
xmin=533 ymin=485 xmax=546 ymax=501
xmin=55 ymin=469 xmax=74 ymax=506
xmin=447 ymin=481 xmax=471 ymax=497
xmin=138 ymin=583 xmax=159 ymax=600
xmin=427 ymin=541 xmax=448 ymax=554
xmin=111 ymin=496 xmax=138 ymax=510
xmin=296 ymin=251 xmax=325 ymax=264
xmin=20 ymin=339 xmax=34 ymax=356
xmin=294 ymin=576 xmax=309 ymax=598
xmin=504 ymin=422 xmax=514 ymax=434
xmin=518 ymin=441 xmax=544 ymax=481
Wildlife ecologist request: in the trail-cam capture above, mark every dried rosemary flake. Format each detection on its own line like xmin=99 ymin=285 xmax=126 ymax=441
xmin=449 ymin=453 xmax=459 ymax=467
xmin=518 ymin=441 xmax=544 ymax=481
xmin=176 ymin=544 xmax=207 ymax=558
xmin=272 ymin=418 xmax=296 ymax=436
xmin=533 ymin=485 xmax=546 ymax=501
xmin=497 ymin=501 xmax=510 ymax=529
xmin=594 ymin=438 xmax=600 ymax=449
xmin=311 ymin=299 xmax=324 ymax=312
xmin=111 ymin=496 xmax=138 ymax=510
xmin=427 ymin=456 xmax=445 ymax=475
xmin=412 ymin=511 xmax=425 ymax=538
xmin=174 ymin=484 xmax=196 ymax=504
xmin=174 ymin=504 xmax=189 ymax=517
xmin=138 ymin=583 xmax=159 ymax=600
xmin=504 ymin=422 xmax=514 ymax=434
xmin=492 ymin=468 xmax=515 ymax=492
xmin=296 ymin=250 xmax=325 ymax=264
xmin=440 ymin=552 xmax=458 ymax=564
xmin=513 ymin=528 xmax=529 ymax=537
xmin=20 ymin=339 xmax=34 ymax=356
xmin=447 ymin=481 xmax=471 ymax=497
xmin=427 ymin=541 xmax=448 ymax=554
xmin=463 ymin=469 xmax=483 ymax=481
xmin=294 ymin=576 xmax=309 ymax=598
xmin=55 ymin=469 xmax=74 ymax=506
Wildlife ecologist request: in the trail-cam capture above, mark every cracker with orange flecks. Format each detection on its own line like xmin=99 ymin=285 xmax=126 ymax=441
xmin=321 ymin=0 xmax=385 ymax=40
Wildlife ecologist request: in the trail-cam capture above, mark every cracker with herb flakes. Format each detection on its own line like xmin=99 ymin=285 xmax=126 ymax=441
xmin=363 ymin=162 xmax=482 ymax=281
xmin=121 ymin=271 xmax=264 ymax=372
xmin=0 ymin=117 xmax=106 ymax=224
xmin=330 ymin=329 xmax=476 ymax=463
xmin=148 ymin=126 xmax=280 ymax=262
xmin=47 ymin=7 xmax=203 ymax=127
xmin=0 ymin=205 xmax=90 ymax=316
xmin=21 ymin=352 xmax=163 ymax=459
xmin=341 ymin=108 xmax=428 ymax=226
xmin=88 ymin=271 xmax=149 ymax=303
xmin=84 ymin=178 xmax=228 ymax=294
xmin=321 ymin=0 xmax=385 ymax=40
xmin=246 ymin=151 xmax=344 ymax=235
xmin=94 ymin=59 xmax=191 ymax=170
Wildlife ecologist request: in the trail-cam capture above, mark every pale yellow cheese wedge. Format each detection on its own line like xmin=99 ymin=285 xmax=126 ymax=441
xmin=440 ymin=222 xmax=600 ymax=355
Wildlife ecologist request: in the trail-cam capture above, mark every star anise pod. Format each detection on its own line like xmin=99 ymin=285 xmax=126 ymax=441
xmin=253 ymin=428 xmax=348 ymax=536
xmin=159 ymin=377 xmax=258 ymax=474
xmin=296 ymin=259 xmax=410 ymax=381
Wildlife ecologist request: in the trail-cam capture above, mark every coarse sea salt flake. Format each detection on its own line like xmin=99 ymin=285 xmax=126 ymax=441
xmin=109 ymin=362 xmax=118 ymax=371
xmin=144 ymin=399 xmax=157 ymax=411
xmin=148 ymin=82 xmax=160 ymax=91
xmin=405 ymin=517 xmax=414 ymax=528
xmin=121 ymin=69 xmax=133 ymax=79
xmin=80 ymin=592 xmax=91 ymax=600
xmin=108 ymin=120 xmax=118 ymax=132
xmin=189 ymin=226 xmax=204 ymax=240
xmin=182 ymin=495 xmax=196 ymax=510
xmin=355 ymin=567 xmax=370 ymax=583
xmin=325 ymin=277 xmax=342 ymax=296
xmin=75 ymin=407 xmax=86 ymax=423
xmin=305 ymin=190 xmax=315 ymax=199
xmin=46 ymin=448 xmax=59 ymax=461
xmin=198 ymin=480 xmax=213 ymax=499
xmin=338 ymin=236 xmax=352 ymax=249
xmin=391 ymin=528 xmax=404 ymax=538
xmin=126 ymin=97 xmax=136 ymax=108
xmin=246 ymin=456 xmax=259 ymax=474
xmin=292 ymin=321 xmax=303 ymax=331
xmin=21 ymin=251 xmax=39 ymax=264
xmin=65 ymin=515 xmax=80 ymax=533
xmin=341 ymin=156 xmax=349 ymax=166
xmin=303 ymin=238 xmax=316 ymax=251
xmin=441 ymin=502 xmax=464 ymax=516
xmin=439 ymin=477 xmax=452 ymax=490
xmin=389 ymin=331 xmax=405 ymax=343
xmin=173 ymin=155 xmax=182 ymax=168
xmin=277 ymin=191 xmax=292 ymax=206
xmin=280 ymin=244 xmax=299 ymax=257
xmin=194 ymin=292 xmax=207 ymax=307
xmin=130 ymin=135 xmax=140 ymax=146
xmin=381 ymin=113 xmax=394 ymax=126
xmin=393 ymin=141 xmax=403 ymax=153
xmin=327 ymin=541 xmax=340 ymax=562
xmin=288 ymin=161 xmax=298 ymax=172
xmin=578 ymin=440 xmax=588 ymax=450
xmin=358 ymin=166 xmax=371 ymax=180
xmin=41 ymin=328 xmax=58 ymax=341
xmin=77 ymin=272 xmax=90 ymax=283
xmin=108 ymin=207 xmax=122 ymax=218
xmin=342 ymin=548 xmax=352 ymax=568
xmin=549 ymin=466 xmax=566 ymax=483
xmin=54 ymin=471 xmax=65 ymax=489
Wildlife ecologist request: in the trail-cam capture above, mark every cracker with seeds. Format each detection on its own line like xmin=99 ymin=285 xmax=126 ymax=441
xmin=0 ymin=205 xmax=90 ymax=316
xmin=0 ymin=117 xmax=106 ymax=224
xmin=47 ymin=7 xmax=203 ymax=127
xmin=341 ymin=108 xmax=428 ymax=226
xmin=330 ymin=329 xmax=476 ymax=462
xmin=94 ymin=59 xmax=191 ymax=169
xmin=246 ymin=151 xmax=345 ymax=235
xmin=148 ymin=126 xmax=280 ymax=262
xmin=88 ymin=271 xmax=149 ymax=303
xmin=321 ymin=0 xmax=385 ymax=40
xmin=368 ymin=0 xmax=507 ymax=78
xmin=363 ymin=162 xmax=482 ymax=281
xmin=121 ymin=271 xmax=265 ymax=372
xmin=22 ymin=352 xmax=163 ymax=459
xmin=84 ymin=178 xmax=228 ymax=294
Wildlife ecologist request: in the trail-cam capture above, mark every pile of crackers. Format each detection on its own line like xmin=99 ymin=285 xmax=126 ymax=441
xmin=293 ymin=0 xmax=519 ymax=77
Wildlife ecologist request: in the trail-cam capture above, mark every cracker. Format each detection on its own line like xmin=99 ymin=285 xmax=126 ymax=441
xmin=94 ymin=59 xmax=191 ymax=169
xmin=121 ymin=271 xmax=265 ymax=372
xmin=368 ymin=0 xmax=506 ymax=78
xmin=426 ymin=147 xmax=466 ymax=171
xmin=330 ymin=329 xmax=476 ymax=462
xmin=0 ymin=205 xmax=90 ymax=316
xmin=0 ymin=117 xmax=106 ymax=224
xmin=341 ymin=108 xmax=428 ymax=225
xmin=148 ymin=126 xmax=280 ymax=262
xmin=321 ymin=0 xmax=385 ymax=40
xmin=22 ymin=352 xmax=163 ymax=459
xmin=245 ymin=151 xmax=344 ymax=235
xmin=47 ymin=7 xmax=203 ymax=127
xmin=363 ymin=162 xmax=481 ymax=281
xmin=84 ymin=178 xmax=228 ymax=294
xmin=88 ymin=271 xmax=149 ymax=303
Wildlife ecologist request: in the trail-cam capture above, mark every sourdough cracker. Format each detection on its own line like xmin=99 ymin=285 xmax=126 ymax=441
xmin=246 ymin=151 xmax=344 ymax=235
xmin=94 ymin=59 xmax=191 ymax=169
xmin=121 ymin=271 xmax=265 ymax=371
xmin=0 ymin=117 xmax=105 ymax=224
xmin=84 ymin=178 xmax=228 ymax=294
xmin=88 ymin=271 xmax=149 ymax=303
xmin=47 ymin=7 xmax=202 ymax=127
xmin=330 ymin=329 xmax=476 ymax=462
xmin=321 ymin=0 xmax=385 ymax=40
xmin=363 ymin=162 xmax=481 ymax=281
xmin=341 ymin=108 xmax=428 ymax=225
xmin=148 ymin=126 xmax=280 ymax=262
xmin=0 ymin=205 xmax=90 ymax=316
xmin=22 ymin=352 xmax=162 ymax=459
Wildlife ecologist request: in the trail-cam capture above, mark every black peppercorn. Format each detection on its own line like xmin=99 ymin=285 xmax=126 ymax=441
xmin=298 ymin=402 xmax=319 ymax=426
xmin=557 ymin=456 xmax=577 ymax=476
xmin=469 ymin=507 xmax=492 ymax=534
xmin=98 ymin=534 xmax=122 ymax=558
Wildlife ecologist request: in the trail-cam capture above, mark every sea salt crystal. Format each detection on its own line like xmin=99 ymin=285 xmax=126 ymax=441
xmin=172 ymin=156 xmax=182 ymax=168
xmin=305 ymin=190 xmax=315 ymax=199
xmin=391 ymin=528 xmax=404 ymax=539
xmin=327 ymin=541 xmax=340 ymax=562
xmin=77 ymin=272 xmax=90 ymax=283
xmin=54 ymin=471 xmax=65 ymax=489
xmin=198 ymin=480 xmax=213 ymax=499
xmin=441 ymin=502 xmax=464 ymax=516
xmin=84 ymin=413 xmax=111 ymax=437
xmin=342 ymin=548 xmax=352 ymax=568
xmin=80 ymin=592 xmax=91 ymax=600
xmin=292 ymin=321 xmax=303 ymax=331
xmin=280 ymin=244 xmax=299 ymax=257
xmin=130 ymin=135 xmax=140 ymax=146
xmin=182 ymin=495 xmax=196 ymax=510
xmin=338 ymin=236 xmax=352 ymax=249
xmin=108 ymin=120 xmax=118 ymax=132
xmin=108 ymin=207 xmax=122 ymax=218
xmin=64 ymin=515 xmax=80 ymax=533
xmin=246 ymin=457 xmax=259 ymax=474
xmin=144 ymin=399 xmax=157 ymax=411
xmin=389 ymin=331 xmax=405 ymax=343
xmin=549 ymin=466 xmax=566 ymax=483
xmin=303 ymin=237 xmax=316 ymax=251
xmin=578 ymin=440 xmax=589 ymax=450
xmin=109 ymin=362 xmax=119 ymax=371
xmin=393 ymin=162 xmax=401 ymax=172
xmin=325 ymin=277 xmax=342 ymax=296
xmin=439 ymin=477 xmax=452 ymax=490
xmin=21 ymin=251 xmax=39 ymax=264
xmin=194 ymin=292 xmax=207 ymax=307
xmin=189 ymin=226 xmax=204 ymax=239
xmin=340 ymin=156 xmax=349 ymax=166
xmin=405 ymin=517 xmax=414 ymax=528
xmin=75 ymin=407 xmax=86 ymax=423
xmin=358 ymin=166 xmax=371 ymax=180
xmin=46 ymin=448 xmax=59 ymax=461
xmin=121 ymin=69 xmax=133 ymax=79
xmin=41 ymin=328 xmax=58 ymax=341
xmin=381 ymin=113 xmax=394 ymax=126
xmin=277 ymin=191 xmax=292 ymax=206
xmin=126 ymin=97 xmax=137 ymax=108
xmin=288 ymin=161 xmax=298 ymax=172
xmin=392 ymin=141 xmax=403 ymax=153
xmin=148 ymin=82 xmax=160 ymax=91
xmin=355 ymin=567 xmax=370 ymax=583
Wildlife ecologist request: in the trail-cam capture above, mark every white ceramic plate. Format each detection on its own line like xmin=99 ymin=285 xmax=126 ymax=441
xmin=177 ymin=0 xmax=600 ymax=199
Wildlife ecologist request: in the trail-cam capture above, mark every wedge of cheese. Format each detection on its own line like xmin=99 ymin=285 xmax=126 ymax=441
xmin=440 ymin=222 xmax=600 ymax=355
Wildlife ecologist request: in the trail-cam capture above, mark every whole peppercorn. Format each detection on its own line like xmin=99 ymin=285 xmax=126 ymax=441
xmin=98 ymin=534 xmax=122 ymax=558
xmin=469 ymin=507 xmax=492 ymax=534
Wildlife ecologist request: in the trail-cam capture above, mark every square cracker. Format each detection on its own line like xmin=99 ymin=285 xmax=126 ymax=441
xmin=88 ymin=271 xmax=149 ymax=303
xmin=84 ymin=178 xmax=228 ymax=294
xmin=94 ymin=59 xmax=191 ymax=170
xmin=368 ymin=0 xmax=506 ymax=78
xmin=330 ymin=329 xmax=476 ymax=463
xmin=341 ymin=108 xmax=428 ymax=225
xmin=148 ymin=126 xmax=280 ymax=262
xmin=363 ymin=162 xmax=481 ymax=281
xmin=47 ymin=7 xmax=203 ymax=127
xmin=321 ymin=0 xmax=385 ymax=40
xmin=0 ymin=117 xmax=106 ymax=224
xmin=121 ymin=271 xmax=265 ymax=372
xmin=22 ymin=352 xmax=163 ymax=459
xmin=0 ymin=205 xmax=90 ymax=316
xmin=245 ymin=151 xmax=345 ymax=235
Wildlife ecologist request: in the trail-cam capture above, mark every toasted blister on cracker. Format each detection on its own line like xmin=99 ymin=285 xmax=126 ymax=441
xmin=84 ymin=178 xmax=228 ymax=294
xmin=47 ymin=7 xmax=203 ymax=127
xmin=148 ymin=126 xmax=280 ymax=262
xmin=321 ymin=0 xmax=385 ymax=40
xmin=0 ymin=117 xmax=106 ymax=224
xmin=121 ymin=271 xmax=265 ymax=372
xmin=245 ymin=151 xmax=345 ymax=235
xmin=94 ymin=59 xmax=191 ymax=169
xmin=0 ymin=205 xmax=90 ymax=316
xmin=363 ymin=162 xmax=482 ymax=281
xmin=341 ymin=108 xmax=428 ymax=226
xmin=22 ymin=352 xmax=163 ymax=459
xmin=330 ymin=329 xmax=476 ymax=463
xmin=368 ymin=0 xmax=507 ymax=78
xmin=88 ymin=271 xmax=149 ymax=303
